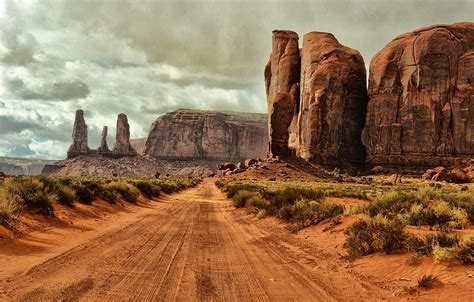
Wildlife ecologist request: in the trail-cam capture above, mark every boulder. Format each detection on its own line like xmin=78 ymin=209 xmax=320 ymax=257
xmin=244 ymin=158 xmax=258 ymax=167
xmin=388 ymin=173 xmax=403 ymax=184
xmin=431 ymin=167 xmax=448 ymax=182
xmin=67 ymin=110 xmax=89 ymax=158
xmin=112 ymin=113 xmax=137 ymax=156
xmin=294 ymin=32 xmax=368 ymax=164
xmin=422 ymin=169 xmax=437 ymax=180
xmin=371 ymin=166 xmax=384 ymax=174
xmin=362 ymin=23 xmax=474 ymax=166
xmin=264 ymin=30 xmax=300 ymax=157
xmin=218 ymin=162 xmax=236 ymax=171
xmin=447 ymin=167 xmax=470 ymax=183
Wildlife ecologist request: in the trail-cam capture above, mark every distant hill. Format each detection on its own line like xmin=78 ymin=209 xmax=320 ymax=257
xmin=0 ymin=156 xmax=57 ymax=175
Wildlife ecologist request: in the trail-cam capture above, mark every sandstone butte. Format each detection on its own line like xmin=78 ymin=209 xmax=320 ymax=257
xmin=265 ymin=30 xmax=368 ymax=165
xmin=143 ymin=109 xmax=268 ymax=162
xmin=362 ymin=22 xmax=474 ymax=166
xmin=266 ymin=22 xmax=474 ymax=167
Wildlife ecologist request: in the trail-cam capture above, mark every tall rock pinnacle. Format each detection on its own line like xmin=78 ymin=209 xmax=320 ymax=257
xmin=97 ymin=126 xmax=110 ymax=153
xmin=264 ymin=30 xmax=300 ymax=158
xmin=67 ymin=110 xmax=89 ymax=158
xmin=112 ymin=113 xmax=137 ymax=156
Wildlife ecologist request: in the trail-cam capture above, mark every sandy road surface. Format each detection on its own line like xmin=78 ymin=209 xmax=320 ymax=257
xmin=0 ymin=179 xmax=385 ymax=301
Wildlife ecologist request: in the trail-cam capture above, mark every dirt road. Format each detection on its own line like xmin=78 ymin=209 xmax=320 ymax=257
xmin=0 ymin=179 xmax=386 ymax=301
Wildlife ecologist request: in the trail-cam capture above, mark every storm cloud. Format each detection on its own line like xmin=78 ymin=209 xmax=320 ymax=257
xmin=0 ymin=0 xmax=473 ymax=159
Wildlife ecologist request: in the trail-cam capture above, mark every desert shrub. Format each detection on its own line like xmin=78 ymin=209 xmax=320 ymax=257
xmin=256 ymin=209 xmax=267 ymax=219
xmin=245 ymin=194 xmax=268 ymax=211
xmin=343 ymin=204 xmax=367 ymax=216
xmin=99 ymin=188 xmax=120 ymax=204
xmin=424 ymin=232 xmax=459 ymax=251
xmin=432 ymin=201 xmax=468 ymax=231
xmin=3 ymin=177 xmax=54 ymax=215
xmin=40 ymin=177 xmax=76 ymax=207
xmin=417 ymin=274 xmax=438 ymax=288
xmin=132 ymin=181 xmax=161 ymax=199
xmin=367 ymin=191 xmax=419 ymax=217
xmin=0 ymin=190 xmax=23 ymax=228
xmin=279 ymin=199 xmax=343 ymax=227
xmin=233 ymin=190 xmax=260 ymax=208
xmin=456 ymin=234 xmax=474 ymax=264
xmin=223 ymin=183 xmax=263 ymax=198
xmin=406 ymin=203 xmax=437 ymax=229
xmin=72 ymin=183 xmax=95 ymax=204
xmin=103 ymin=181 xmax=139 ymax=203
xmin=432 ymin=244 xmax=456 ymax=263
xmin=271 ymin=187 xmax=324 ymax=209
xmin=404 ymin=234 xmax=427 ymax=254
xmin=406 ymin=253 xmax=423 ymax=265
xmin=344 ymin=214 xmax=408 ymax=259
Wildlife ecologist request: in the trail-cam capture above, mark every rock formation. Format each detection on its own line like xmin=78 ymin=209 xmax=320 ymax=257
xmin=112 ymin=113 xmax=137 ymax=156
xmin=264 ymin=30 xmax=300 ymax=157
xmin=362 ymin=22 xmax=474 ymax=166
xmin=144 ymin=109 xmax=267 ymax=161
xmin=67 ymin=110 xmax=89 ymax=158
xmin=294 ymin=32 xmax=367 ymax=165
xmin=66 ymin=111 xmax=137 ymax=159
xmin=264 ymin=30 xmax=368 ymax=165
xmin=97 ymin=126 xmax=110 ymax=153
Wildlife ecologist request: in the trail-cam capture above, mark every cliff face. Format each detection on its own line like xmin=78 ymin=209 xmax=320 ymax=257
xmin=264 ymin=30 xmax=300 ymax=157
xmin=362 ymin=22 xmax=474 ymax=166
xmin=295 ymin=32 xmax=367 ymax=165
xmin=144 ymin=109 xmax=268 ymax=161
xmin=264 ymin=30 xmax=368 ymax=165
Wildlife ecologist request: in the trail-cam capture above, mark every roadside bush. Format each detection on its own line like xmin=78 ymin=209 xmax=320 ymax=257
xmin=344 ymin=214 xmax=408 ymax=259
xmin=424 ymin=232 xmax=459 ymax=250
xmin=72 ymin=183 xmax=95 ymax=204
xmin=132 ymin=181 xmax=161 ymax=199
xmin=367 ymin=191 xmax=418 ymax=217
xmin=432 ymin=201 xmax=468 ymax=231
xmin=245 ymin=194 xmax=268 ymax=211
xmin=0 ymin=190 xmax=23 ymax=228
xmin=3 ymin=177 xmax=54 ymax=215
xmin=99 ymin=187 xmax=121 ymax=204
xmin=233 ymin=190 xmax=260 ymax=208
xmin=278 ymin=199 xmax=343 ymax=227
xmin=40 ymin=177 xmax=76 ymax=207
xmin=432 ymin=244 xmax=456 ymax=263
xmin=103 ymin=181 xmax=140 ymax=203
xmin=456 ymin=234 xmax=474 ymax=264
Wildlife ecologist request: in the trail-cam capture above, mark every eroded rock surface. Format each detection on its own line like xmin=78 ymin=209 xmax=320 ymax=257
xmin=264 ymin=30 xmax=300 ymax=157
xmin=67 ymin=110 xmax=89 ymax=158
xmin=362 ymin=22 xmax=474 ymax=166
xmin=294 ymin=32 xmax=368 ymax=165
xmin=144 ymin=109 xmax=268 ymax=161
xmin=112 ymin=113 xmax=137 ymax=156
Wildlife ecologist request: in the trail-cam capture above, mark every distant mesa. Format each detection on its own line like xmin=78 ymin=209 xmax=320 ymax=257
xmin=67 ymin=110 xmax=137 ymax=159
xmin=266 ymin=22 xmax=474 ymax=168
xmin=144 ymin=109 xmax=267 ymax=161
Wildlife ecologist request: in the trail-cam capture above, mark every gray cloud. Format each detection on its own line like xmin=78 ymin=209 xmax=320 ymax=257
xmin=1 ymin=0 xmax=472 ymax=159
xmin=4 ymin=77 xmax=91 ymax=101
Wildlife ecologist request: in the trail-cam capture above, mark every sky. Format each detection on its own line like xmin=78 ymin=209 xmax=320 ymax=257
xmin=1 ymin=0 xmax=473 ymax=160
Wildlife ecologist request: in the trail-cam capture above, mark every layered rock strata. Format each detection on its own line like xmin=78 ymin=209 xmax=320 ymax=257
xmin=264 ymin=30 xmax=300 ymax=157
xmin=362 ymin=22 xmax=474 ymax=166
xmin=264 ymin=30 xmax=368 ymax=165
xmin=144 ymin=109 xmax=268 ymax=161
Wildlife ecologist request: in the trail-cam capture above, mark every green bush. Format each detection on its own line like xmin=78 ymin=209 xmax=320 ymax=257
xmin=271 ymin=187 xmax=324 ymax=209
xmin=233 ymin=190 xmax=260 ymax=208
xmin=72 ymin=183 xmax=95 ymax=204
xmin=102 ymin=181 xmax=140 ymax=203
xmin=344 ymin=214 xmax=408 ymax=259
xmin=132 ymin=181 xmax=161 ymax=199
xmin=39 ymin=177 xmax=76 ymax=207
xmin=367 ymin=191 xmax=419 ymax=217
xmin=245 ymin=194 xmax=268 ymax=210
xmin=3 ymin=177 xmax=54 ymax=215
xmin=0 ymin=189 xmax=23 ymax=228
xmin=456 ymin=234 xmax=474 ymax=264
xmin=100 ymin=188 xmax=121 ymax=204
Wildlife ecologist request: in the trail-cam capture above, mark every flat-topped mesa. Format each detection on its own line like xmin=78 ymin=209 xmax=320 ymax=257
xmin=264 ymin=30 xmax=300 ymax=158
xmin=144 ymin=109 xmax=267 ymax=161
xmin=112 ymin=113 xmax=137 ymax=156
xmin=97 ymin=126 xmax=110 ymax=153
xmin=67 ymin=110 xmax=89 ymax=158
xmin=362 ymin=22 xmax=474 ymax=166
xmin=295 ymin=32 xmax=368 ymax=165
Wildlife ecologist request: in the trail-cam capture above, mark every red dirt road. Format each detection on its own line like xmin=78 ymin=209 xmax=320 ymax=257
xmin=0 ymin=179 xmax=386 ymax=301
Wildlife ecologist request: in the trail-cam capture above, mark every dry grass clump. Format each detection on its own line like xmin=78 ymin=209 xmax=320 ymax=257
xmin=102 ymin=181 xmax=140 ymax=203
xmin=3 ymin=177 xmax=54 ymax=215
xmin=417 ymin=274 xmax=438 ymax=288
